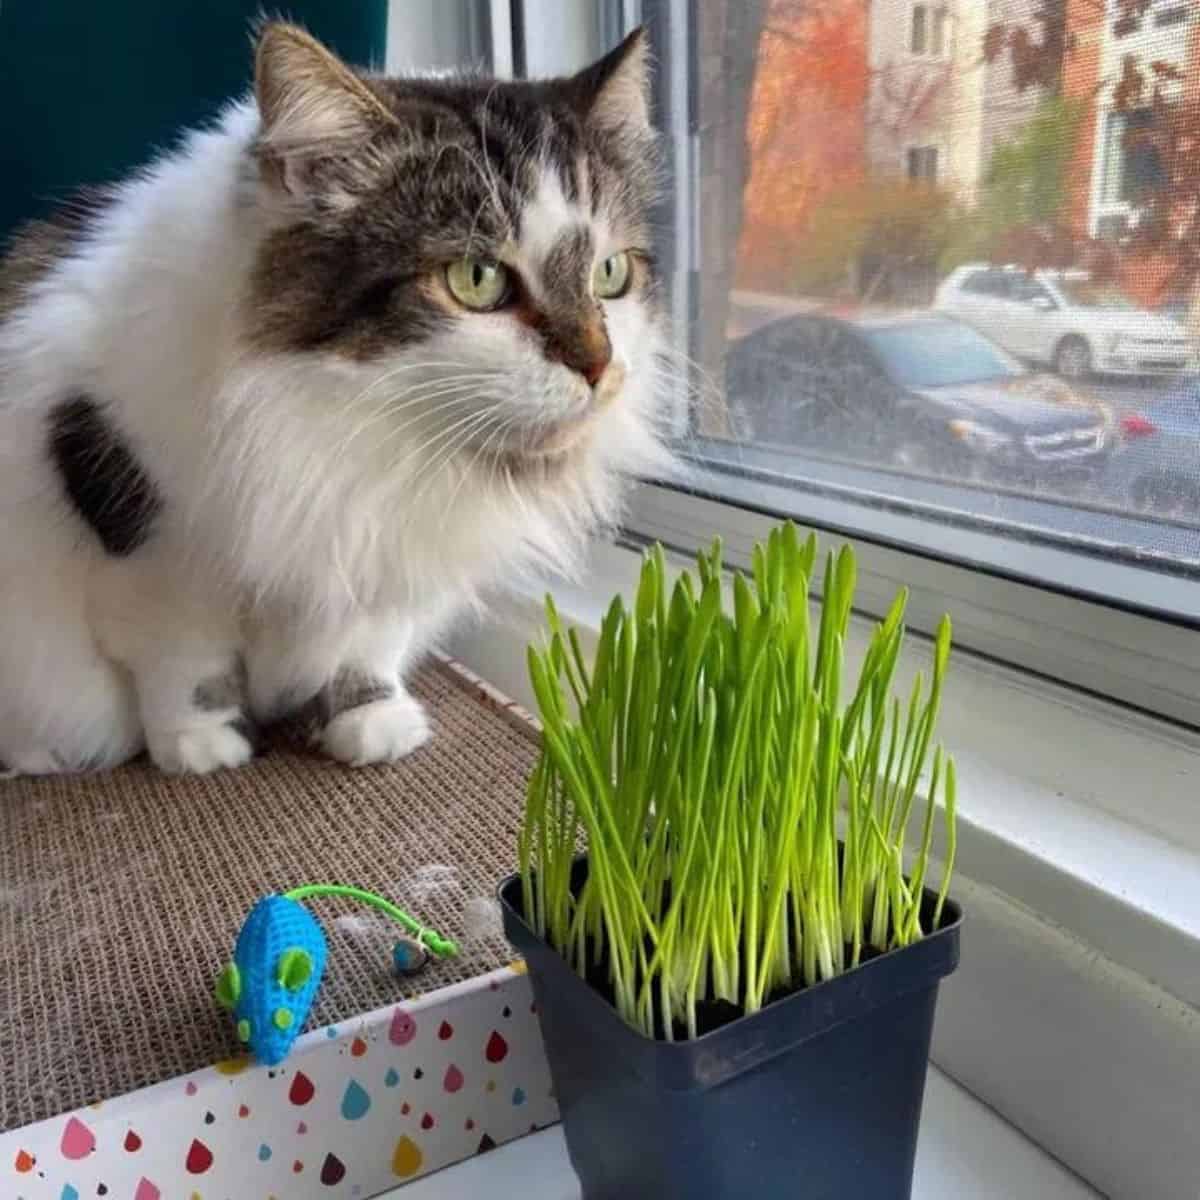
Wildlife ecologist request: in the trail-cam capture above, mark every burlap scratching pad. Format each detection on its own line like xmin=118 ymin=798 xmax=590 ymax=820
xmin=0 ymin=657 xmax=538 ymax=1132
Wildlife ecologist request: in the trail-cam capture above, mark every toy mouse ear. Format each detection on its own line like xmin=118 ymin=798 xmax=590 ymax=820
xmin=277 ymin=947 xmax=314 ymax=990
xmin=215 ymin=962 xmax=242 ymax=1010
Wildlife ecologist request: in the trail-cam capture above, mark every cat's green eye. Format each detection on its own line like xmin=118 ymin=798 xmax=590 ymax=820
xmin=445 ymin=257 xmax=511 ymax=311
xmin=593 ymin=251 xmax=632 ymax=300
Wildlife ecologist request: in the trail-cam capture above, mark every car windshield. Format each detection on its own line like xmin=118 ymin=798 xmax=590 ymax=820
xmin=863 ymin=321 xmax=1023 ymax=387
xmin=1053 ymin=277 xmax=1139 ymax=310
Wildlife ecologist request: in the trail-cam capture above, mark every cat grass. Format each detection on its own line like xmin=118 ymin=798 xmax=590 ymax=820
xmin=519 ymin=522 xmax=957 ymax=1040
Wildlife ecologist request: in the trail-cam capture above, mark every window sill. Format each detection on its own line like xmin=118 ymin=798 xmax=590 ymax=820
xmin=449 ymin=536 xmax=1200 ymax=1198
xmin=384 ymin=1067 xmax=1096 ymax=1199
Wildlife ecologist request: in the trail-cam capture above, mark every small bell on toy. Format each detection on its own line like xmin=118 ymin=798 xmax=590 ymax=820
xmin=216 ymin=884 xmax=458 ymax=1065
xmin=392 ymin=935 xmax=430 ymax=975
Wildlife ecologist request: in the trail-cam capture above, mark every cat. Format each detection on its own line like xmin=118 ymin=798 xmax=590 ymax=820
xmin=0 ymin=22 xmax=671 ymax=776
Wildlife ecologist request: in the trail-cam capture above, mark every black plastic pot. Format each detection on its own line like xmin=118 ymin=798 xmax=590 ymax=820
xmin=499 ymin=863 xmax=962 ymax=1200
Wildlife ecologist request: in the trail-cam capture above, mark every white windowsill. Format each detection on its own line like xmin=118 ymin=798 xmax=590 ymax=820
xmin=381 ymin=1067 xmax=1097 ymax=1199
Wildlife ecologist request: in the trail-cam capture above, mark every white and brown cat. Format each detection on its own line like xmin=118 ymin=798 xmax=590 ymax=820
xmin=0 ymin=23 xmax=670 ymax=776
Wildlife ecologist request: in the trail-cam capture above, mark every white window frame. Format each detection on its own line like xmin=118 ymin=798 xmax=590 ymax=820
xmin=392 ymin=1 xmax=1200 ymax=1194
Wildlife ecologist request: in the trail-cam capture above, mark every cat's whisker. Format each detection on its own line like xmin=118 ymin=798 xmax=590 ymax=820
xmin=341 ymin=360 xmax=499 ymax=411
xmin=398 ymin=406 xmax=501 ymax=494
xmin=386 ymin=402 xmax=496 ymax=478
xmin=329 ymin=365 xmax=495 ymax=446
xmin=364 ymin=385 xmax=497 ymax=463
xmin=439 ymin=412 xmax=513 ymax=530
xmin=403 ymin=408 xmax=508 ymax=506
xmin=310 ymin=389 xmax=493 ymax=520
xmin=398 ymin=416 xmax=506 ymax=530
xmin=332 ymin=374 xmax=499 ymax=460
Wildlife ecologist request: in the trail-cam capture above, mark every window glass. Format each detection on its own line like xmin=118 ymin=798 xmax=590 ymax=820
xmin=647 ymin=0 xmax=1200 ymax=620
xmin=910 ymin=4 xmax=927 ymax=54
xmin=1115 ymin=1 xmax=1191 ymax=35
xmin=906 ymin=145 xmax=939 ymax=182
xmin=1011 ymin=276 xmax=1051 ymax=304
xmin=960 ymin=271 xmax=994 ymax=296
xmin=864 ymin=320 xmax=1023 ymax=388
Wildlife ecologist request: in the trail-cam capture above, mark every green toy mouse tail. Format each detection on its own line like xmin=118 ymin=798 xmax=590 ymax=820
xmin=283 ymin=884 xmax=459 ymax=957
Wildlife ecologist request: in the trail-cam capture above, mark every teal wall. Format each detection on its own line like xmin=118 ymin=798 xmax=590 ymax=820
xmin=0 ymin=2 xmax=388 ymax=241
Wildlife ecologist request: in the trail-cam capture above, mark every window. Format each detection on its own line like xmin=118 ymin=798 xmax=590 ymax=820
xmin=1009 ymin=275 xmax=1055 ymax=307
xmin=636 ymin=0 xmax=1200 ymax=721
xmin=1100 ymin=109 xmax=1165 ymax=205
xmin=905 ymin=144 xmax=939 ymax=182
xmin=1113 ymin=0 xmax=1191 ymax=34
xmin=864 ymin=318 xmax=1021 ymax=387
xmin=961 ymin=269 xmax=1010 ymax=297
xmin=1155 ymin=3 xmax=1190 ymax=28
xmin=909 ymin=3 xmax=947 ymax=56
xmin=910 ymin=3 xmax=927 ymax=53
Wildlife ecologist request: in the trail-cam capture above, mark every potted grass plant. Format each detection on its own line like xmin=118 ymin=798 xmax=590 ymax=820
xmin=499 ymin=522 xmax=962 ymax=1200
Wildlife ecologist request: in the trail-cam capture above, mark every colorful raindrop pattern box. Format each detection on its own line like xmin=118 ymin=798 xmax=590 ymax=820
xmin=1 ymin=965 xmax=557 ymax=1199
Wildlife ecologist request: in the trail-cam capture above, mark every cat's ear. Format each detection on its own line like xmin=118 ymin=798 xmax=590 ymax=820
xmin=570 ymin=27 xmax=651 ymax=135
xmin=254 ymin=21 xmax=395 ymax=157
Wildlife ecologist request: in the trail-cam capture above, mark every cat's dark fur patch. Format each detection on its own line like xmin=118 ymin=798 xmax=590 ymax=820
xmin=47 ymin=394 xmax=163 ymax=556
xmin=537 ymin=226 xmax=611 ymax=381
xmin=193 ymin=662 xmax=258 ymax=750
xmin=0 ymin=188 xmax=113 ymax=322
xmin=229 ymin=714 xmax=262 ymax=752
xmin=319 ymin=667 xmax=396 ymax=723
xmin=194 ymin=662 xmax=248 ymax=713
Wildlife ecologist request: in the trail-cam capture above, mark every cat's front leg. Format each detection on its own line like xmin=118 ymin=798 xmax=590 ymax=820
xmin=247 ymin=611 xmax=433 ymax=768
xmin=316 ymin=614 xmax=434 ymax=766
xmin=92 ymin=557 xmax=254 ymax=775
xmin=318 ymin=666 xmax=432 ymax=767
xmin=143 ymin=658 xmax=257 ymax=774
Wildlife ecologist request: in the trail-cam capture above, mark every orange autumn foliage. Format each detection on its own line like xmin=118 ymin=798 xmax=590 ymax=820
xmin=736 ymin=0 xmax=869 ymax=292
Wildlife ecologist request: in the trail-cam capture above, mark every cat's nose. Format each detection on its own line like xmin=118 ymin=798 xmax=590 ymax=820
xmin=579 ymin=354 xmax=610 ymax=388
xmin=555 ymin=322 xmax=611 ymax=388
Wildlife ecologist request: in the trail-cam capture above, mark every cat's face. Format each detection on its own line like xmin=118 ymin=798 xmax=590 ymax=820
xmin=242 ymin=24 xmax=665 ymax=491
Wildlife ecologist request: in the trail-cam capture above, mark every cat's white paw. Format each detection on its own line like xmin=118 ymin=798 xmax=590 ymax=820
xmin=148 ymin=722 xmax=255 ymax=775
xmin=321 ymin=695 xmax=431 ymax=767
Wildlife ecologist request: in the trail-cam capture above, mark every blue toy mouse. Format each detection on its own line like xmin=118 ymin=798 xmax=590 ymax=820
xmin=215 ymin=885 xmax=458 ymax=1065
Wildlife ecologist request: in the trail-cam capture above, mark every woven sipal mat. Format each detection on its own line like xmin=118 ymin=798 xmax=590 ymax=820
xmin=0 ymin=656 xmax=539 ymax=1132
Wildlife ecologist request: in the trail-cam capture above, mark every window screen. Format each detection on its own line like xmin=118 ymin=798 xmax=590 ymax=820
xmin=649 ymin=0 xmax=1200 ymax=623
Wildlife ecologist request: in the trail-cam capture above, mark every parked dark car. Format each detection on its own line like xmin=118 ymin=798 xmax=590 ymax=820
xmin=725 ymin=312 xmax=1113 ymax=490
xmin=1106 ymin=375 xmax=1200 ymax=522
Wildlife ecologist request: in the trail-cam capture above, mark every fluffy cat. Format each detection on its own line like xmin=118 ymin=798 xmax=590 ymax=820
xmin=0 ymin=23 xmax=670 ymax=776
